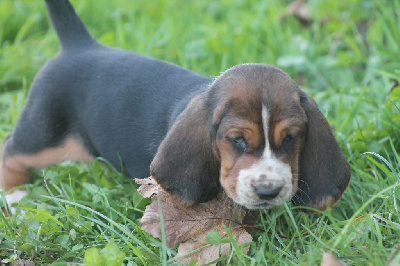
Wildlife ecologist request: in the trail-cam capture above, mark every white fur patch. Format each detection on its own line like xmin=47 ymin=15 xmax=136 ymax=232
xmin=234 ymin=105 xmax=292 ymax=209
xmin=2 ymin=189 xmax=27 ymax=215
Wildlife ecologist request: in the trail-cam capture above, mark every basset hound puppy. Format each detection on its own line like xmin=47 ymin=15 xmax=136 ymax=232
xmin=0 ymin=0 xmax=350 ymax=212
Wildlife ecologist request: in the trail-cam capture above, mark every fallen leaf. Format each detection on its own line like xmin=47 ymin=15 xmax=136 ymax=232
xmin=176 ymin=224 xmax=252 ymax=265
xmin=137 ymin=176 xmax=253 ymax=264
xmin=140 ymin=185 xmax=246 ymax=248
xmin=135 ymin=176 xmax=158 ymax=198
xmin=282 ymin=0 xmax=311 ymax=25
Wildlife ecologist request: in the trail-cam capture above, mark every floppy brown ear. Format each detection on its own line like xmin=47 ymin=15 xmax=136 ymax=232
xmin=150 ymin=93 xmax=220 ymax=206
xmin=292 ymin=92 xmax=351 ymax=210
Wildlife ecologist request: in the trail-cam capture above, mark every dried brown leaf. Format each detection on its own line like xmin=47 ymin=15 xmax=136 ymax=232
xmin=281 ymin=0 xmax=311 ymax=25
xmin=135 ymin=176 xmax=158 ymax=198
xmin=140 ymin=187 xmax=246 ymax=248
xmin=137 ymin=176 xmax=253 ymax=264
xmin=176 ymin=224 xmax=252 ymax=265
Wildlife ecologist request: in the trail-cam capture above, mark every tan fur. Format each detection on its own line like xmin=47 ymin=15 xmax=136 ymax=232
xmin=0 ymin=137 xmax=93 ymax=191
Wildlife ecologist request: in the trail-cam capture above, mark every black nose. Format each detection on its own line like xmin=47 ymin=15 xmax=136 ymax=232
xmin=256 ymin=186 xmax=282 ymax=200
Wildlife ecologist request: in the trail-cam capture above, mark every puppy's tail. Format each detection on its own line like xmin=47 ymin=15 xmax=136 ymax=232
xmin=44 ymin=0 xmax=96 ymax=51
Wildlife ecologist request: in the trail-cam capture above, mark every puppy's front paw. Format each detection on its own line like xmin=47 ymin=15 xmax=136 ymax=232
xmin=1 ymin=189 xmax=28 ymax=216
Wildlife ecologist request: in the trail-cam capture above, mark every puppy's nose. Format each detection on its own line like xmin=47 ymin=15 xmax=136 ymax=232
xmin=256 ymin=186 xmax=282 ymax=200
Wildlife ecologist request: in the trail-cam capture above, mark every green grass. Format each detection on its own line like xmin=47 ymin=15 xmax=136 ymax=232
xmin=1 ymin=0 xmax=400 ymax=264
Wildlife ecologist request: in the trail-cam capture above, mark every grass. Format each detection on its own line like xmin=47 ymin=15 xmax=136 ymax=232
xmin=0 ymin=0 xmax=399 ymax=264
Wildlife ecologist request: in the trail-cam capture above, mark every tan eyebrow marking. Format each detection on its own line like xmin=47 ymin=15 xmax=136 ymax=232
xmin=273 ymin=120 xmax=293 ymax=147
xmin=272 ymin=118 xmax=305 ymax=148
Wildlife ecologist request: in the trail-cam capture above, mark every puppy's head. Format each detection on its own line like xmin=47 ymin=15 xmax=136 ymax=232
xmin=151 ymin=64 xmax=350 ymax=210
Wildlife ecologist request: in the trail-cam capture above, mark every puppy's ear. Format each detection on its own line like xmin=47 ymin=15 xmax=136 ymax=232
xmin=293 ymin=92 xmax=351 ymax=210
xmin=150 ymin=93 xmax=220 ymax=206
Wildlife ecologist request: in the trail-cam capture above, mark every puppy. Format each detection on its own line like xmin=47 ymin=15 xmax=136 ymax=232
xmin=0 ymin=0 xmax=350 ymax=211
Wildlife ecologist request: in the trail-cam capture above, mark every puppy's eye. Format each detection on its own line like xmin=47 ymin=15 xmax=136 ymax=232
xmin=231 ymin=137 xmax=247 ymax=154
xmin=282 ymin=134 xmax=294 ymax=152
